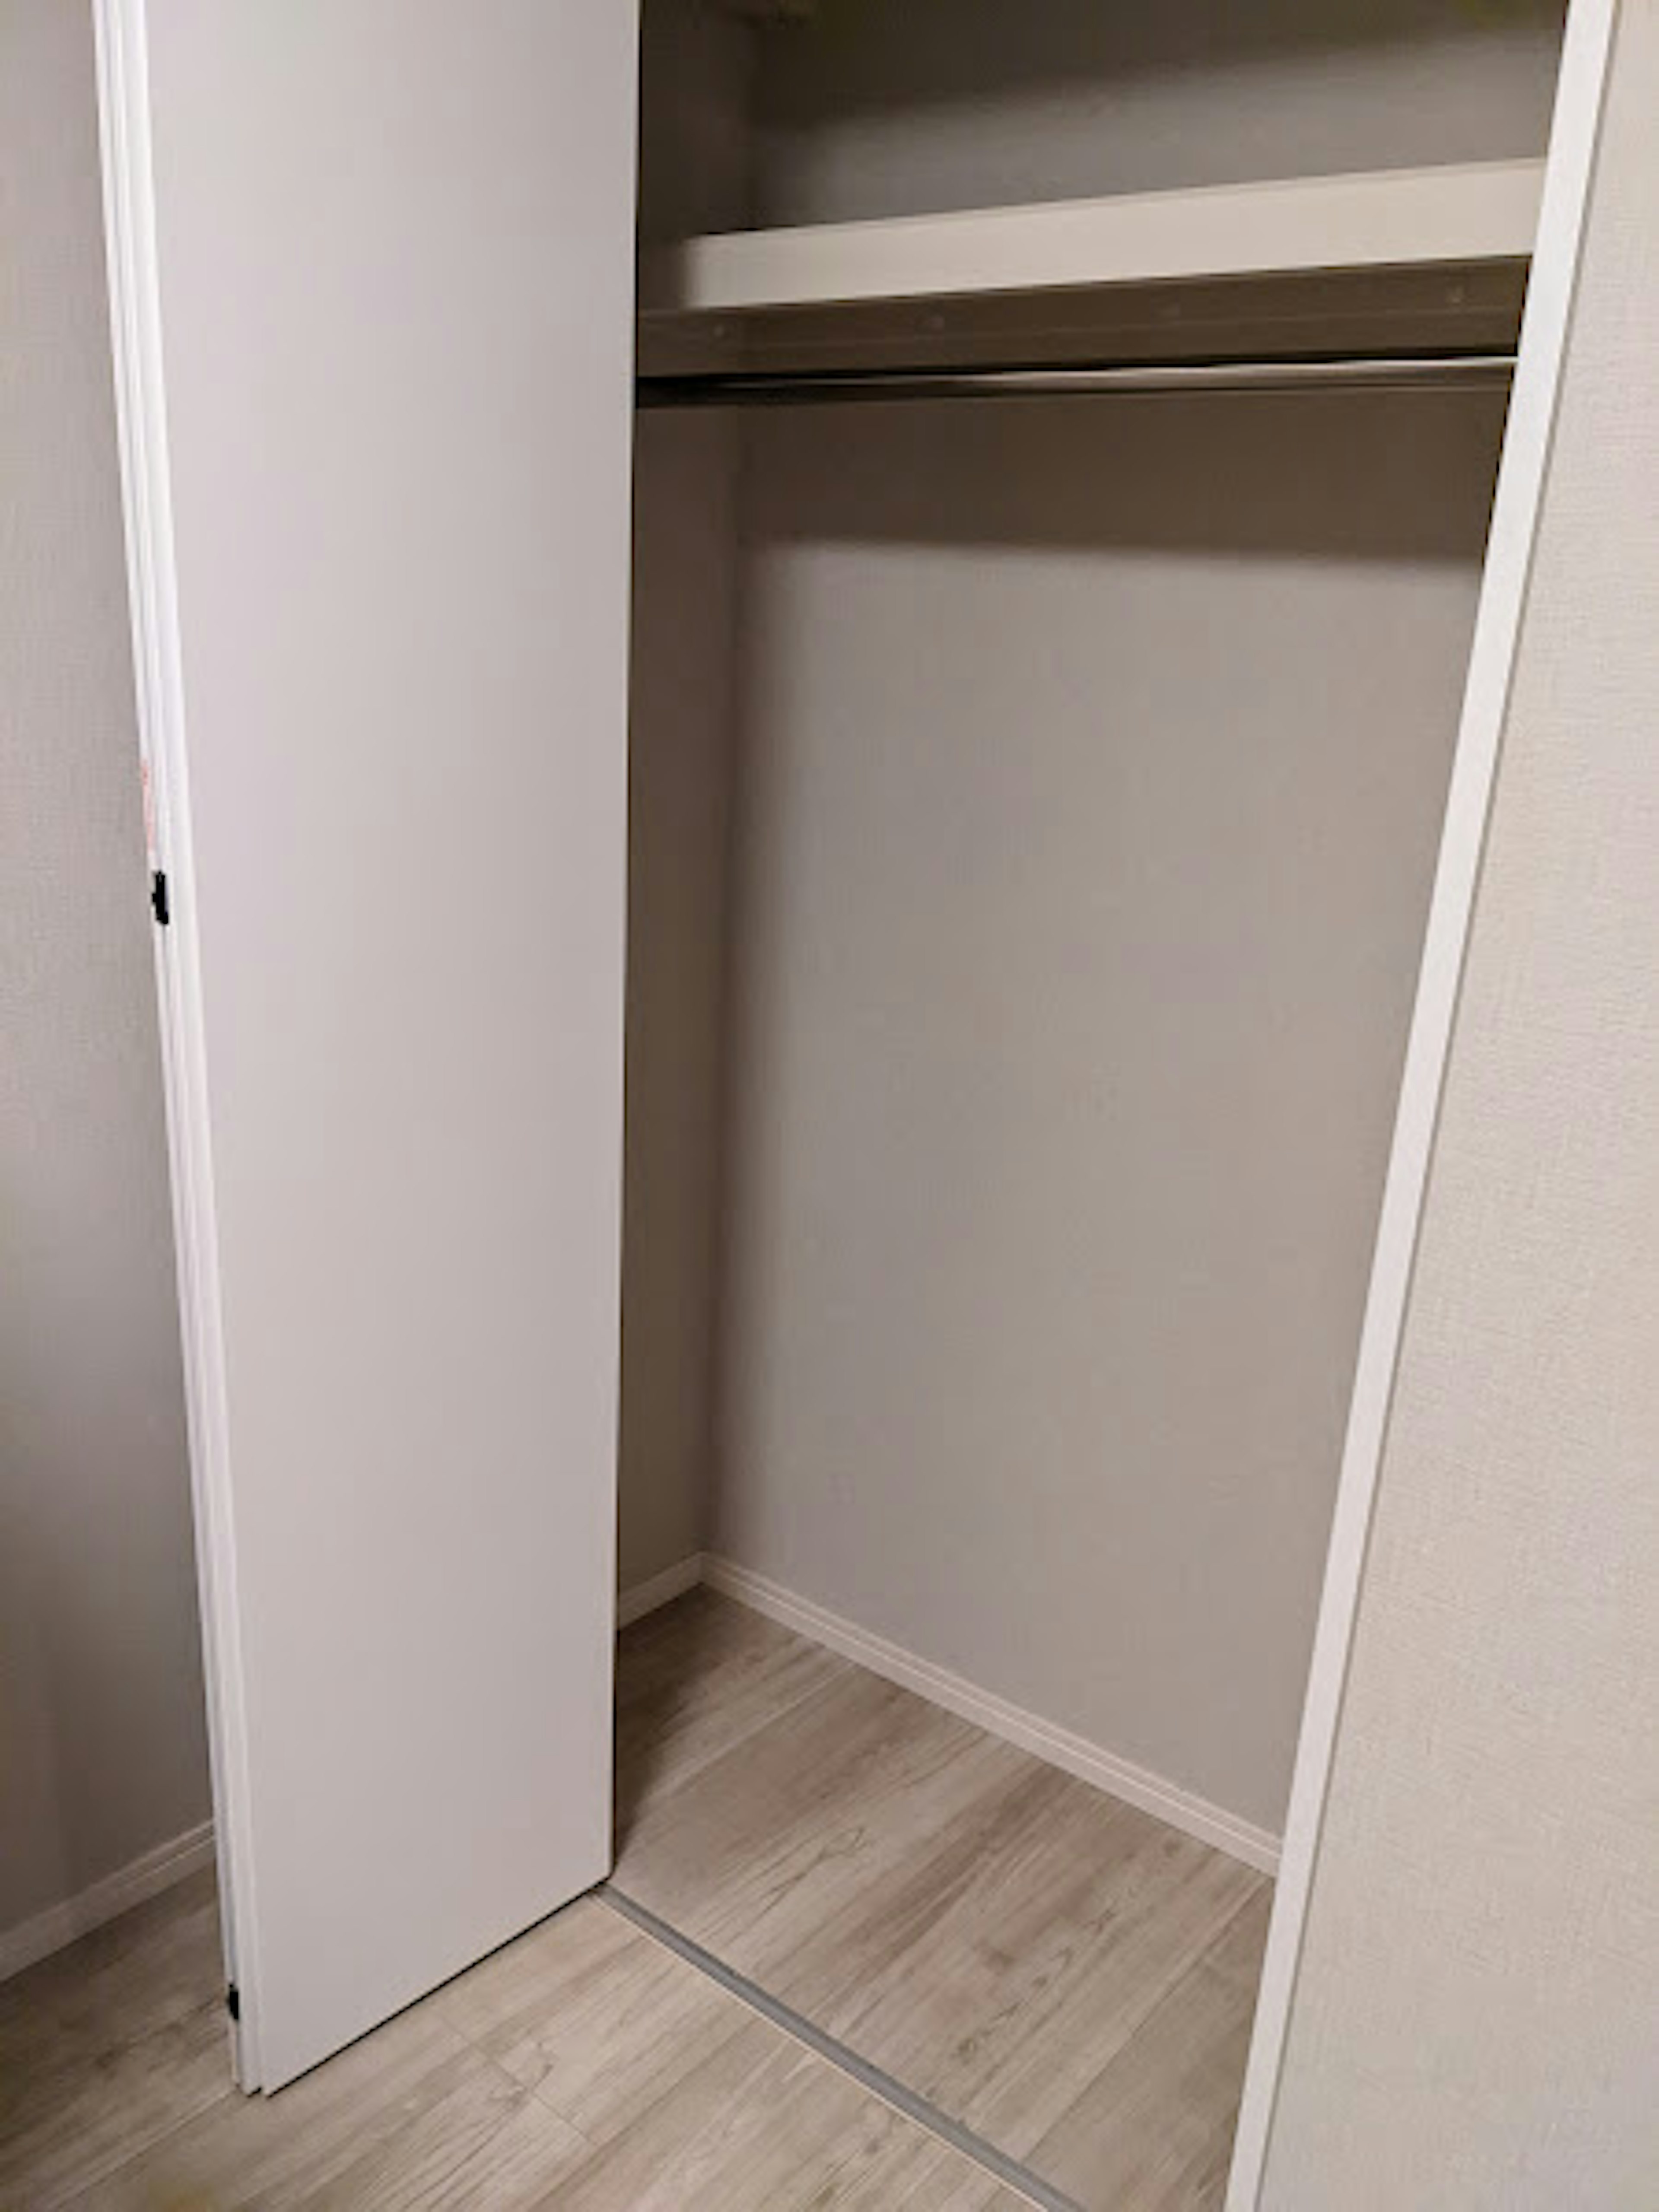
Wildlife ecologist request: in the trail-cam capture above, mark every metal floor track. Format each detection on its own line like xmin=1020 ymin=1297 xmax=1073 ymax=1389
xmin=600 ymin=1885 xmax=1087 ymax=2212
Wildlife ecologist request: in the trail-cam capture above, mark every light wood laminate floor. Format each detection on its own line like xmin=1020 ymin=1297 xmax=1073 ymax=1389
xmin=2 ymin=1872 xmax=1026 ymax=2211
xmin=3 ymin=1587 xmax=1268 ymax=2210
xmin=613 ymin=1590 xmax=1271 ymax=2211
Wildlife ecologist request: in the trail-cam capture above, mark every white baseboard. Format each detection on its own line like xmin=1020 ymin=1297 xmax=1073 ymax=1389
xmin=0 ymin=1819 xmax=216 ymax=1985
xmin=702 ymin=1555 xmax=1281 ymax=1876
xmin=617 ymin=1551 xmax=706 ymax=1630
xmin=0 ymin=1553 xmax=1270 ymax=1986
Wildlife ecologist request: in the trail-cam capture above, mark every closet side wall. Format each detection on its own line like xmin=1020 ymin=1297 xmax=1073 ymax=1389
xmin=1262 ymin=7 xmax=1659 ymax=2200
xmin=713 ymin=390 xmax=1509 ymax=1838
xmin=620 ymin=0 xmax=752 ymax=1591
xmin=623 ymin=414 xmax=743 ymax=1590
xmin=0 ymin=0 xmax=208 ymax=1945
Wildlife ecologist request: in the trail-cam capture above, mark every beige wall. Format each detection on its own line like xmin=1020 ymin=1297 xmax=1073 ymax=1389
xmin=1262 ymin=5 xmax=1659 ymax=2200
xmin=712 ymin=388 xmax=1506 ymax=1833
xmin=633 ymin=0 xmax=1568 ymax=1834
xmin=619 ymin=0 xmax=752 ymax=1591
xmin=749 ymin=0 xmax=1564 ymax=226
xmin=0 ymin=0 xmax=209 ymax=1940
xmin=621 ymin=411 xmax=742 ymax=1589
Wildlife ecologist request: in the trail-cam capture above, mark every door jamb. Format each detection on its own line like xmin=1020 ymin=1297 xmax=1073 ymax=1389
xmin=92 ymin=0 xmax=264 ymax=2090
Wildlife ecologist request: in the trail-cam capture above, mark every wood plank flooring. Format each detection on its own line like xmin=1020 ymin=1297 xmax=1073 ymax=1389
xmin=613 ymin=1589 xmax=1271 ymax=2210
xmin=0 ymin=1870 xmax=229 ymax=2210
xmin=4 ymin=1876 xmax=1026 ymax=2211
xmin=3 ymin=1584 xmax=1268 ymax=2209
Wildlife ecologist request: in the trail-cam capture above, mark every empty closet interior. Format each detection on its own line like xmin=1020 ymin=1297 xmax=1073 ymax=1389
xmin=613 ymin=2 xmax=1567 ymax=2202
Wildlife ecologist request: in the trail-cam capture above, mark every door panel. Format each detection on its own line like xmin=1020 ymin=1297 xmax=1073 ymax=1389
xmin=97 ymin=0 xmax=636 ymax=2087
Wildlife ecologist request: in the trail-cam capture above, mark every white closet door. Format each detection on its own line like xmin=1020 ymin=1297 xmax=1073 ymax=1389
xmin=96 ymin=1 xmax=637 ymax=2089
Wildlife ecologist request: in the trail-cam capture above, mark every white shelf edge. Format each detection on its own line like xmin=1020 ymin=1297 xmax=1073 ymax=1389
xmin=640 ymin=158 xmax=1546 ymax=317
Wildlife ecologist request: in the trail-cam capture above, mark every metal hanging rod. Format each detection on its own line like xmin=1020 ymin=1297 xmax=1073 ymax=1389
xmin=637 ymin=351 xmax=1517 ymax=410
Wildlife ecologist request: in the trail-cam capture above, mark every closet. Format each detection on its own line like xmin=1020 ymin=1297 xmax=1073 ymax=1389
xmin=611 ymin=14 xmax=1580 ymax=2206
xmin=94 ymin=0 xmax=1606 ymax=2205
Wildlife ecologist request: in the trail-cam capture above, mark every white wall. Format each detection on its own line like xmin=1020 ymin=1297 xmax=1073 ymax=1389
xmin=0 ymin=0 xmax=208 ymax=1943
xmin=1262 ymin=4 xmax=1659 ymax=2199
xmin=712 ymin=386 xmax=1507 ymax=1834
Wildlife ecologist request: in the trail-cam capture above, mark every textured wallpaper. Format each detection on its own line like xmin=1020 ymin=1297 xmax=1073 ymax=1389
xmin=1263 ymin=6 xmax=1659 ymax=2204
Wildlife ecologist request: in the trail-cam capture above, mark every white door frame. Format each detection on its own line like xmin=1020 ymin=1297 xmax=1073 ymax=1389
xmin=1223 ymin=3 xmax=1618 ymax=2200
xmin=92 ymin=0 xmax=261 ymax=2082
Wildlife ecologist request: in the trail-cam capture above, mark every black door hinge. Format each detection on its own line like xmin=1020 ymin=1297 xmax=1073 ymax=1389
xmin=226 ymin=1983 xmax=240 ymax=2022
xmin=150 ymin=869 xmax=171 ymax=927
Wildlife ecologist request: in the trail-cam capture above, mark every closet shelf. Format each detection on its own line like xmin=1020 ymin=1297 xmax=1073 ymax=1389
xmin=637 ymin=159 xmax=1544 ymax=384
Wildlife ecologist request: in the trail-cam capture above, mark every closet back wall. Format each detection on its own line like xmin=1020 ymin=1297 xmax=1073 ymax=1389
xmin=749 ymin=0 xmax=1565 ymax=223
xmin=626 ymin=0 xmax=1567 ymax=1833
xmin=710 ymin=389 xmax=1507 ymax=1835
